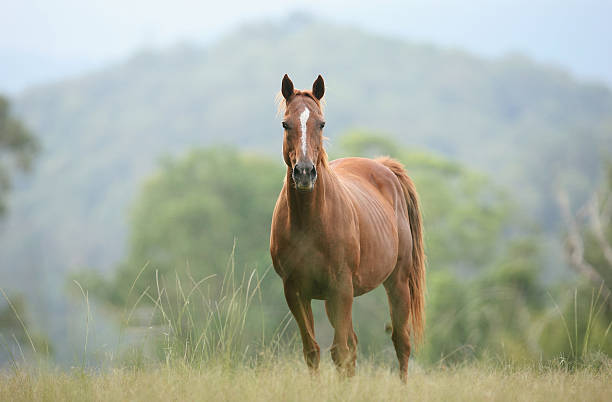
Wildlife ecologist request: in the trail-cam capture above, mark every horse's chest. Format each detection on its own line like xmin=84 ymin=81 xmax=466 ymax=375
xmin=272 ymin=228 xmax=357 ymax=282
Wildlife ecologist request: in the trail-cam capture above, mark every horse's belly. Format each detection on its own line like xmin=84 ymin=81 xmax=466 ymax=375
xmin=352 ymin=206 xmax=399 ymax=295
xmin=273 ymin=228 xmax=396 ymax=299
xmin=354 ymin=233 xmax=398 ymax=295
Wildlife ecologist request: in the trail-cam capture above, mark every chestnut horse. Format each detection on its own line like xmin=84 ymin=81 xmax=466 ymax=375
xmin=270 ymin=74 xmax=425 ymax=380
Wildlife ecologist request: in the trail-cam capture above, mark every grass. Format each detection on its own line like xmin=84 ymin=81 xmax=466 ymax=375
xmin=1 ymin=360 xmax=611 ymax=402
xmin=2 ymin=255 xmax=612 ymax=401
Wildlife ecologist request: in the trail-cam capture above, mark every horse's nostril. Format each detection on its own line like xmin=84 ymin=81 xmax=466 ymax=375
xmin=294 ymin=162 xmax=316 ymax=179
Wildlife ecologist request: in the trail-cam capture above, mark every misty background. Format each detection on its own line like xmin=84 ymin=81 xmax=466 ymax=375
xmin=1 ymin=1 xmax=611 ymax=366
xmin=3 ymin=1 xmax=612 ymax=94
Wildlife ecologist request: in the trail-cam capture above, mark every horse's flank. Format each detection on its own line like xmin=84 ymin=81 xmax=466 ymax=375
xmin=375 ymin=156 xmax=426 ymax=344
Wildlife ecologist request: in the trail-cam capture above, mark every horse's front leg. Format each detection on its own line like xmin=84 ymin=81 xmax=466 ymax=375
xmin=283 ymin=280 xmax=320 ymax=372
xmin=325 ymin=285 xmax=357 ymax=377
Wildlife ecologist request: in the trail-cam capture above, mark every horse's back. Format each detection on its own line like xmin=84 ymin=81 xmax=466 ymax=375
xmin=330 ymin=157 xmax=406 ymax=211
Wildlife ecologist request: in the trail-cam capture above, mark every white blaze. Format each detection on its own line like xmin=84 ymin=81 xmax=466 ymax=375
xmin=299 ymin=107 xmax=310 ymax=158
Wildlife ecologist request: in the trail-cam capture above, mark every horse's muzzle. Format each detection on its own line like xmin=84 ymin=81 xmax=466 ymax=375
xmin=293 ymin=161 xmax=317 ymax=192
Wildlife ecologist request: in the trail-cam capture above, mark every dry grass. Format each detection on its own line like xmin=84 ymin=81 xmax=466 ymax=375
xmin=2 ymin=267 xmax=611 ymax=401
xmin=1 ymin=360 xmax=611 ymax=402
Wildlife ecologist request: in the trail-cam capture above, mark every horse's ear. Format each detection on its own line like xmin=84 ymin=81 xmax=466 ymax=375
xmin=281 ymin=74 xmax=294 ymax=100
xmin=312 ymin=75 xmax=325 ymax=100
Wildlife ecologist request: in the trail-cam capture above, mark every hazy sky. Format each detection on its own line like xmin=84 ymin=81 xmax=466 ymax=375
xmin=1 ymin=0 xmax=611 ymax=94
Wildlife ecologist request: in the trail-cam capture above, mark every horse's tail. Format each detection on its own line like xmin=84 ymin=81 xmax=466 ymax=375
xmin=377 ymin=157 xmax=426 ymax=345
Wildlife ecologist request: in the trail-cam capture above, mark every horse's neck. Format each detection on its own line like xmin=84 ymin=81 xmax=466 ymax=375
xmin=286 ymin=164 xmax=335 ymax=228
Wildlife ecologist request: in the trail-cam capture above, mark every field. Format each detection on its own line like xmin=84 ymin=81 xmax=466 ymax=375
xmin=2 ymin=359 xmax=611 ymax=402
xmin=2 ymin=265 xmax=611 ymax=402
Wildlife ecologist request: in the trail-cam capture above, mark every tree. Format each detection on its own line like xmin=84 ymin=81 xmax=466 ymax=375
xmin=0 ymin=95 xmax=38 ymax=215
xmin=80 ymin=147 xmax=283 ymax=307
xmin=79 ymin=134 xmax=607 ymax=364
xmin=558 ymin=162 xmax=612 ymax=310
xmin=73 ymin=147 xmax=286 ymax=362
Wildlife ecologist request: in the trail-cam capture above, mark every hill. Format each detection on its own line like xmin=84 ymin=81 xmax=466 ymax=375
xmin=1 ymin=16 xmax=611 ymax=353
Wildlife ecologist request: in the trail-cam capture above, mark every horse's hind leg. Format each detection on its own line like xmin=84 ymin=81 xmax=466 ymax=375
xmin=284 ymin=281 xmax=320 ymax=372
xmin=384 ymin=272 xmax=412 ymax=382
xmin=324 ymin=288 xmax=357 ymax=377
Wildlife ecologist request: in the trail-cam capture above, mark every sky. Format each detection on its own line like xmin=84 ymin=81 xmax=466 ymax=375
xmin=1 ymin=0 xmax=611 ymax=94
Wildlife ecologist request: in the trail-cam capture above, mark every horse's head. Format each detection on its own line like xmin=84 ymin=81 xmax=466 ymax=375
xmin=280 ymin=74 xmax=326 ymax=192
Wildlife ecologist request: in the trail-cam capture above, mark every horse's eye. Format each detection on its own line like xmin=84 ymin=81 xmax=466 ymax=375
xmin=320 ymin=122 xmax=326 ymax=129
xmin=282 ymin=121 xmax=289 ymax=129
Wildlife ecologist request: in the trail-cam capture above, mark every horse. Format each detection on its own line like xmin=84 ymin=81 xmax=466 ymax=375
xmin=270 ymin=74 xmax=425 ymax=381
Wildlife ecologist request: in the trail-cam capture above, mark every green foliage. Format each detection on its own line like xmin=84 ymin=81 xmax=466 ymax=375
xmin=128 ymin=260 xmax=271 ymax=368
xmin=539 ymin=284 xmax=612 ymax=367
xmin=73 ymin=133 xmax=611 ymax=366
xmin=0 ymin=95 xmax=38 ymax=215
xmin=583 ymin=162 xmax=612 ymax=291
xmin=86 ymin=148 xmax=283 ymax=307
xmin=548 ymin=162 xmax=612 ymax=363
xmin=0 ymin=291 xmax=52 ymax=362
xmin=424 ymin=239 xmax=544 ymax=363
